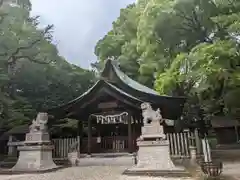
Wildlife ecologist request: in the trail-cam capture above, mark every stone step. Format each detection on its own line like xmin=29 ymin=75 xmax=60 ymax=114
xmin=77 ymin=155 xmax=135 ymax=166
xmin=0 ymin=153 xmax=135 ymax=168
xmin=80 ymin=152 xmax=135 ymax=158
xmin=0 ymin=158 xmax=69 ymax=168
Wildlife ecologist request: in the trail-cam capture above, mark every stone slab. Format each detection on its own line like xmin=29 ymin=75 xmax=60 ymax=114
xmin=142 ymin=122 xmax=166 ymax=137
xmin=137 ymin=140 xmax=169 ymax=147
xmin=12 ymin=145 xmax=57 ymax=172
xmin=25 ymin=133 xmax=50 ymax=144
xmin=17 ymin=145 xmax=54 ymax=151
xmin=77 ymin=154 xmax=136 ymax=166
xmin=141 ymin=122 xmax=165 ymax=140
xmin=136 ymin=140 xmax=178 ymax=170
xmin=0 ymin=166 xmax=63 ymax=175
xmin=128 ymin=140 xmax=189 ymax=177
xmin=123 ymin=169 xmax=190 ymax=177
xmin=141 ymin=124 xmax=164 ymax=135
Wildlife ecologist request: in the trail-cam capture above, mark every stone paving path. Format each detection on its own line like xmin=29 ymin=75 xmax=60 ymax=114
xmin=222 ymin=162 xmax=240 ymax=180
xmin=0 ymin=166 xmax=193 ymax=180
xmin=1 ymin=161 xmax=240 ymax=180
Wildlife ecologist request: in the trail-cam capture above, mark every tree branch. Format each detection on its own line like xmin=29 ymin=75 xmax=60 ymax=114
xmin=27 ymin=15 xmax=40 ymax=26
xmin=176 ymin=10 xmax=194 ymax=23
xmin=9 ymin=39 xmax=41 ymax=60
xmin=43 ymin=24 xmax=54 ymax=41
xmin=15 ymin=55 xmax=53 ymax=65
xmin=8 ymin=24 xmax=53 ymax=59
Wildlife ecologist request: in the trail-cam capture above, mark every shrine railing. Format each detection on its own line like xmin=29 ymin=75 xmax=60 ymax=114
xmin=167 ymin=130 xmax=194 ymax=158
xmin=101 ymin=136 xmax=129 ymax=152
xmin=3 ymin=131 xmax=195 ymax=162
xmin=81 ymin=136 xmax=132 ymax=153
xmin=52 ymin=136 xmax=80 ymax=160
xmin=80 ymin=131 xmax=194 ymax=157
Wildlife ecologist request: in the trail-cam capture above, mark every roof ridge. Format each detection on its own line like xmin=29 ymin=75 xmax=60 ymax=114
xmin=110 ymin=60 xmax=160 ymax=95
xmin=105 ymin=81 xmax=143 ymax=102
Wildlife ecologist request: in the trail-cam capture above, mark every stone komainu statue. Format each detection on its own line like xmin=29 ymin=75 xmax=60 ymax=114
xmin=141 ymin=102 xmax=163 ymax=125
xmin=29 ymin=112 xmax=48 ymax=133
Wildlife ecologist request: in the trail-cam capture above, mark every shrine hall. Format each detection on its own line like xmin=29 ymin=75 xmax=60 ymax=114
xmin=47 ymin=59 xmax=186 ymax=154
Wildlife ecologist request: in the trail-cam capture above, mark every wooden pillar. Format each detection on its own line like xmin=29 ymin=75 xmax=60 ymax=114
xmin=77 ymin=120 xmax=82 ymax=157
xmin=235 ymin=125 xmax=239 ymax=142
xmin=128 ymin=114 xmax=133 ymax=153
xmin=87 ymin=116 xmax=92 ymax=155
xmin=133 ymin=117 xmax=136 ymax=151
xmin=8 ymin=135 xmax=14 ymax=156
xmin=194 ymin=128 xmax=202 ymax=156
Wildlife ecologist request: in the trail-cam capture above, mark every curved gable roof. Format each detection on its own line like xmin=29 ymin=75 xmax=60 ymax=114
xmin=47 ymin=59 xmax=186 ymax=120
xmin=101 ymin=59 xmax=185 ymax=101
xmin=113 ymin=64 xmax=159 ymax=95
xmin=101 ymin=59 xmax=159 ymax=95
xmin=47 ymin=80 xmax=143 ymax=119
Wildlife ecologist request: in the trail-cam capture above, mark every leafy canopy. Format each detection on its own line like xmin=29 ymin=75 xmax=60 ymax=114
xmin=95 ymin=0 xmax=240 ymax=119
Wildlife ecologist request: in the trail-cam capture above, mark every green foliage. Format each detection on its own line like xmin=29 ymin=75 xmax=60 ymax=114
xmin=94 ymin=4 xmax=141 ymax=81
xmin=0 ymin=1 xmax=96 ymax=134
xmin=95 ymin=0 xmax=240 ymax=119
xmin=14 ymin=60 xmax=95 ymax=110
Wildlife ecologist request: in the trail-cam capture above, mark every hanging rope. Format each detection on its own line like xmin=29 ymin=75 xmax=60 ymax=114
xmin=90 ymin=112 xmax=129 ymax=124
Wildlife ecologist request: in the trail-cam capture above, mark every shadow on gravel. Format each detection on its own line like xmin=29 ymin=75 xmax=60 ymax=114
xmin=0 ymin=165 xmax=71 ymax=175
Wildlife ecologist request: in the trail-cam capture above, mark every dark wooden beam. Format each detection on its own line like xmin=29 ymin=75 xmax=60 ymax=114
xmin=98 ymin=101 xmax=118 ymax=109
xmin=77 ymin=120 xmax=83 ymax=156
xmin=72 ymin=87 xmax=141 ymax=111
xmin=87 ymin=116 xmax=92 ymax=155
xmin=128 ymin=113 xmax=133 ymax=153
xmin=133 ymin=117 xmax=136 ymax=151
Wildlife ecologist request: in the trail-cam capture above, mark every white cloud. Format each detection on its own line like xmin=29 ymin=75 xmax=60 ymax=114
xmin=30 ymin=0 xmax=135 ymax=68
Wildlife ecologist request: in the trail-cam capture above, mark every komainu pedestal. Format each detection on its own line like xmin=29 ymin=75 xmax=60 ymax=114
xmin=12 ymin=113 xmax=58 ymax=172
xmin=141 ymin=121 xmax=166 ymax=140
xmin=124 ymin=103 xmax=189 ymax=177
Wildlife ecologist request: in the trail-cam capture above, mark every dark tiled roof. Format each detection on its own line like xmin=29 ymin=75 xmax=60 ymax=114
xmin=112 ymin=63 xmax=160 ymax=95
xmin=47 ymin=59 xmax=186 ymax=120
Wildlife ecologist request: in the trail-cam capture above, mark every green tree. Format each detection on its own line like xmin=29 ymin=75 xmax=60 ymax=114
xmin=154 ymin=0 xmax=240 ymax=118
xmin=95 ymin=0 xmax=240 ymax=120
xmin=94 ymin=4 xmax=142 ymax=82
xmin=14 ymin=59 xmax=95 ymax=111
xmin=0 ymin=0 xmax=96 ymax=133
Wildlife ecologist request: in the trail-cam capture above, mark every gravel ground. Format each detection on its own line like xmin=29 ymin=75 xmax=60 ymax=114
xmin=0 ymin=166 xmax=193 ymax=180
xmin=222 ymin=162 xmax=240 ymax=179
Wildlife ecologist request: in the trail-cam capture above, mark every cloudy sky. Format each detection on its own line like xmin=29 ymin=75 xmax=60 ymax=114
xmin=30 ymin=0 xmax=135 ymax=69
